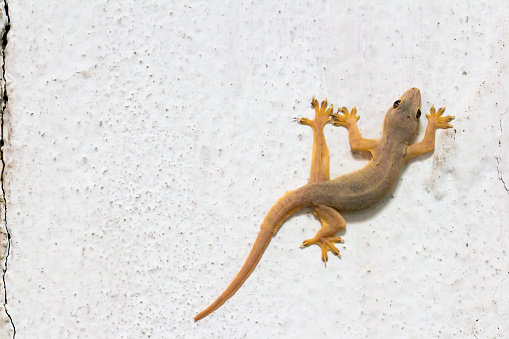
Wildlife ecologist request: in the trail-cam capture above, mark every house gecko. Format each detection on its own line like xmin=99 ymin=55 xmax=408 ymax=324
xmin=195 ymin=88 xmax=454 ymax=321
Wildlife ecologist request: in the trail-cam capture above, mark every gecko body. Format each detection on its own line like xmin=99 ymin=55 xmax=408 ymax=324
xmin=195 ymin=88 xmax=454 ymax=321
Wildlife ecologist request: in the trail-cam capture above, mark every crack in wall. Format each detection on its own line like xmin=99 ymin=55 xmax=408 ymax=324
xmin=0 ymin=0 xmax=13 ymax=337
xmin=496 ymin=109 xmax=509 ymax=195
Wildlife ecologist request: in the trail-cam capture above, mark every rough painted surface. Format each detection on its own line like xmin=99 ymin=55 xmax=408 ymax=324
xmin=0 ymin=0 xmax=13 ymax=337
xmin=2 ymin=1 xmax=508 ymax=337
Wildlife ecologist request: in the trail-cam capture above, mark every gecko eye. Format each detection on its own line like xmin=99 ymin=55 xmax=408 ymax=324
xmin=393 ymin=100 xmax=401 ymax=109
xmin=416 ymin=109 xmax=421 ymax=119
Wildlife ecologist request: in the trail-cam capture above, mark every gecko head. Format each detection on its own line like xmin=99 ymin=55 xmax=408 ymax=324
xmin=382 ymin=87 xmax=422 ymax=142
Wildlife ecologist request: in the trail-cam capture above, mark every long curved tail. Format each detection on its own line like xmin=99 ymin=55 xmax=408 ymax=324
xmin=194 ymin=187 xmax=310 ymax=321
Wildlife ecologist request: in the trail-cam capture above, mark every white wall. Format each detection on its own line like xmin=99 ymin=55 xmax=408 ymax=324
xmin=0 ymin=0 xmax=11 ymax=337
xmin=2 ymin=1 xmax=508 ymax=338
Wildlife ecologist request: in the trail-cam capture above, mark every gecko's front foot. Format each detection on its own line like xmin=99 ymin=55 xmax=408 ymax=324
xmin=331 ymin=106 xmax=359 ymax=128
xmin=427 ymin=105 xmax=454 ymax=129
xmin=297 ymin=96 xmax=333 ymax=128
xmin=301 ymin=235 xmax=344 ymax=265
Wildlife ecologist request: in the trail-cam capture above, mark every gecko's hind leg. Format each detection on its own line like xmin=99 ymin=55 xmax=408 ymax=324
xmin=298 ymin=97 xmax=333 ymax=183
xmin=300 ymin=204 xmax=346 ymax=265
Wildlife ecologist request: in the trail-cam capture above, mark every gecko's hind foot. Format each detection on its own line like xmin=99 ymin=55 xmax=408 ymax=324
xmin=298 ymin=96 xmax=333 ymax=128
xmin=301 ymin=236 xmax=344 ymax=265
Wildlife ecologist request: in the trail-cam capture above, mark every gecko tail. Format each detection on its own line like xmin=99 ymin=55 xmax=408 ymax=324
xmin=193 ymin=228 xmax=272 ymax=321
xmin=194 ymin=188 xmax=309 ymax=321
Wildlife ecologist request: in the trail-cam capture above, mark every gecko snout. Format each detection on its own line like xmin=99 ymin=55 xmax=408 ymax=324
xmin=401 ymin=88 xmax=421 ymax=107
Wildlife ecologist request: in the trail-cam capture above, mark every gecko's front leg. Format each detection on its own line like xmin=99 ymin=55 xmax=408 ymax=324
xmin=404 ymin=105 xmax=454 ymax=161
xmin=331 ymin=106 xmax=379 ymax=152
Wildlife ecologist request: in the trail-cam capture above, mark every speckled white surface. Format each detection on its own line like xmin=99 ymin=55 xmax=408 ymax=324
xmin=2 ymin=1 xmax=508 ymax=338
xmin=0 ymin=0 xmax=11 ymax=337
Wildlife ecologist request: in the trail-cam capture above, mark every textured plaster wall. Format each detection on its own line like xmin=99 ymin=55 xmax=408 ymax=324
xmin=1 ymin=1 xmax=508 ymax=338
xmin=0 ymin=0 xmax=10 ymax=337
